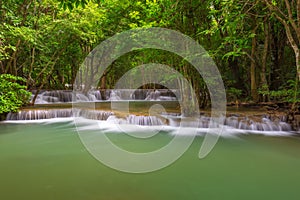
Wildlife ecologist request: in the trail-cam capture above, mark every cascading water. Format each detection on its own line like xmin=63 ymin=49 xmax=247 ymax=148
xmin=224 ymin=115 xmax=292 ymax=132
xmin=78 ymin=110 xmax=114 ymax=121
xmin=159 ymin=112 xmax=293 ymax=132
xmin=145 ymin=90 xmax=177 ymax=101
xmin=5 ymin=108 xmax=294 ymax=132
xmin=31 ymin=89 xmax=178 ymax=104
xmin=32 ymin=90 xmax=103 ymax=104
xmin=6 ymin=109 xmax=73 ymax=120
xmin=126 ymin=115 xmax=164 ymax=126
xmin=6 ymin=89 xmax=298 ymax=133
xmin=107 ymin=91 xmax=121 ymax=101
xmin=6 ymin=109 xmax=113 ymax=121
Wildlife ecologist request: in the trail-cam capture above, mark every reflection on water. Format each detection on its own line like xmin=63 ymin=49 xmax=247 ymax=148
xmin=0 ymin=120 xmax=300 ymax=200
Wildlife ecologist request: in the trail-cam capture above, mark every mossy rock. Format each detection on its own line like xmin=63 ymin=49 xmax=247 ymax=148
xmin=0 ymin=113 xmax=7 ymax=121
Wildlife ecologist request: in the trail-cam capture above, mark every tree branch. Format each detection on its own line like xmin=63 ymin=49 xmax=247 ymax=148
xmin=284 ymin=0 xmax=299 ymax=41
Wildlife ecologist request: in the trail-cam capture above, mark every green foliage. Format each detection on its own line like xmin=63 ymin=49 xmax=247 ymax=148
xmin=259 ymin=80 xmax=300 ymax=102
xmin=0 ymin=0 xmax=299 ymax=108
xmin=58 ymin=0 xmax=89 ymax=10
xmin=0 ymin=74 xmax=31 ymax=114
xmin=227 ymin=87 xmax=242 ymax=101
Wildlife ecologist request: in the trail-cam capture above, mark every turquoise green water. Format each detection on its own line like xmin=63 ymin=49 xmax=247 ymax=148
xmin=0 ymin=121 xmax=300 ymax=200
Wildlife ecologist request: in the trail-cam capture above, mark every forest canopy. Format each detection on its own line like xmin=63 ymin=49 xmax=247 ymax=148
xmin=0 ymin=0 xmax=299 ymax=110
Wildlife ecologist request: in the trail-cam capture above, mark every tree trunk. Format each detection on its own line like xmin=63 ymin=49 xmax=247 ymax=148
xmin=260 ymin=19 xmax=270 ymax=102
xmin=6 ymin=39 xmax=21 ymax=75
xmin=250 ymin=30 xmax=259 ymax=102
xmin=27 ymin=46 xmax=35 ymax=88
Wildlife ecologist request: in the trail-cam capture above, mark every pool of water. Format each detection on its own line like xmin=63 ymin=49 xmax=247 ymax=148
xmin=1 ymin=119 xmax=300 ymax=200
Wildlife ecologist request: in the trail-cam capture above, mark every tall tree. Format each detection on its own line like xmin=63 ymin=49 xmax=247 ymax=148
xmin=264 ymin=0 xmax=300 ymax=109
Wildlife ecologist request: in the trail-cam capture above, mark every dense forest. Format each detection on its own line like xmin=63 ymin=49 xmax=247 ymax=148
xmin=0 ymin=0 xmax=299 ymax=113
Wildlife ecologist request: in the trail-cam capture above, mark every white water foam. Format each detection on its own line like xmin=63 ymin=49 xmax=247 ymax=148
xmin=2 ymin=116 xmax=295 ymax=137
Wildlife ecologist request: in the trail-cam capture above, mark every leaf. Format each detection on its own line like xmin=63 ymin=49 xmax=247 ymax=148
xmin=68 ymin=3 xmax=74 ymax=11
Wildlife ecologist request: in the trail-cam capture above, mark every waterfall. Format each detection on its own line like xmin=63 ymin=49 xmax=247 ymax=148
xmin=78 ymin=110 xmax=114 ymax=120
xmin=162 ymin=113 xmax=292 ymax=132
xmin=6 ymin=109 xmax=113 ymax=121
xmin=6 ymin=109 xmax=73 ymax=120
xmin=107 ymin=91 xmax=121 ymax=100
xmin=106 ymin=115 xmax=164 ymax=126
xmin=33 ymin=90 xmax=73 ymax=103
xmin=32 ymin=90 xmax=103 ymax=104
xmin=126 ymin=115 xmax=164 ymax=126
xmin=5 ymin=108 xmax=294 ymax=132
xmin=21 ymin=90 xmax=295 ymax=132
xmin=145 ymin=90 xmax=177 ymax=101
xmin=31 ymin=89 xmax=178 ymax=104
xmin=6 ymin=108 xmax=292 ymax=131
xmin=224 ymin=115 xmax=292 ymax=131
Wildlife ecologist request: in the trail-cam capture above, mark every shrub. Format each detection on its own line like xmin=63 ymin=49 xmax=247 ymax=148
xmin=0 ymin=74 xmax=31 ymax=114
xmin=259 ymin=80 xmax=299 ymax=103
xmin=227 ymin=87 xmax=242 ymax=102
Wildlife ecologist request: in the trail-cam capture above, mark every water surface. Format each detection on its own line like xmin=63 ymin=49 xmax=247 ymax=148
xmin=0 ymin=120 xmax=300 ymax=200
